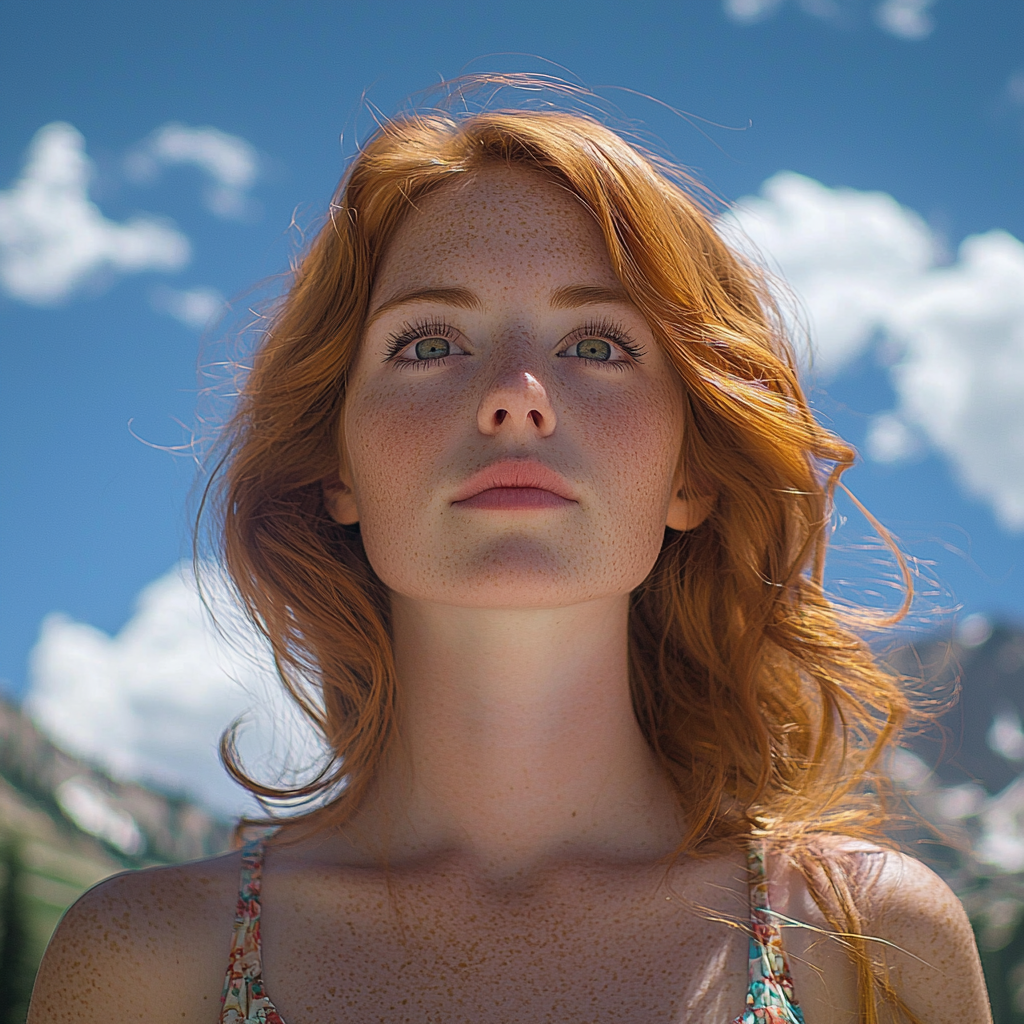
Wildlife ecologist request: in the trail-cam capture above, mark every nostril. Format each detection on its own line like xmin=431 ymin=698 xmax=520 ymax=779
xmin=528 ymin=410 xmax=542 ymax=427
xmin=494 ymin=409 xmax=508 ymax=425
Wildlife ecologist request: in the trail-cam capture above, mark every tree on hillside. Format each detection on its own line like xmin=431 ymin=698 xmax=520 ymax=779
xmin=0 ymin=840 xmax=35 ymax=1024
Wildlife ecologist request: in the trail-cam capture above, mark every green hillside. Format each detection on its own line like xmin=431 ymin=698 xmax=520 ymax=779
xmin=0 ymin=695 xmax=232 ymax=1021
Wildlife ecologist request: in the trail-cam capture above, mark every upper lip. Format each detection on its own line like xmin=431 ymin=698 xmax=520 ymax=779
xmin=451 ymin=460 xmax=578 ymax=503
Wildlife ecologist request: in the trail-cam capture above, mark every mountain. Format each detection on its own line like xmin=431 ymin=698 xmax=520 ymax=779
xmin=0 ymin=694 xmax=232 ymax=1019
xmin=891 ymin=619 xmax=1024 ymax=795
xmin=885 ymin=619 xmax=1024 ymax=1022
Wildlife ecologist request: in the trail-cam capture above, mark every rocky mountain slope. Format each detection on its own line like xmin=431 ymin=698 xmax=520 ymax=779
xmin=886 ymin=618 xmax=1024 ymax=1021
xmin=0 ymin=694 xmax=232 ymax=1018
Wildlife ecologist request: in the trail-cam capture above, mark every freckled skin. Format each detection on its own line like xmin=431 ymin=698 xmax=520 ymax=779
xmin=340 ymin=167 xmax=685 ymax=608
xmin=257 ymin=848 xmax=756 ymax=1024
xmin=27 ymin=168 xmax=992 ymax=1024
xmin=28 ymin=838 xmax=991 ymax=1024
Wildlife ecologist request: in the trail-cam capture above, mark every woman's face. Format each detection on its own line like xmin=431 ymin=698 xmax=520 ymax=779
xmin=330 ymin=165 xmax=689 ymax=608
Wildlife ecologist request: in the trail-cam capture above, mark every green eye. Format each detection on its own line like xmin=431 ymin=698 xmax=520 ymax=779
xmin=576 ymin=338 xmax=612 ymax=361
xmin=415 ymin=338 xmax=451 ymax=360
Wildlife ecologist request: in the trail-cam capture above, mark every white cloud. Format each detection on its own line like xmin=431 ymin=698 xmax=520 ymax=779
xmin=874 ymin=0 xmax=936 ymax=40
xmin=887 ymin=231 xmax=1024 ymax=528
xmin=1007 ymin=71 xmax=1024 ymax=107
xmin=864 ymin=412 xmax=922 ymax=464
xmin=24 ymin=564 xmax=328 ymax=817
xmin=722 ymin=0 xmax=784 ymax=23
xmin=723 ymin=0 xmax=837 ymax=23
xmin=722 ymin=172 xmax=935 ymax=376
xmin=0 ymin=123 xmax=190 ymax=305
xmin=723 ymin=172 xmax=1024 ymax=531
xmin=127 ymin=123 xmax=260 ymax=220
xmin=723 ymin=0 xmax=936 ymax=36
xmin=151 ymin=284 xmax=226 ymax=330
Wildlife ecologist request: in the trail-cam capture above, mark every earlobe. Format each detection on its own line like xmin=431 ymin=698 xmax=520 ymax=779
xmin=322 ymin=473 xmax=359 ymax=526
xmin=666 ymin=489 xmax=715 ymax=532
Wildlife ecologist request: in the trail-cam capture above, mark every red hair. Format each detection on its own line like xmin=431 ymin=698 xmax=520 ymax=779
xmin=205 ymin=89 xmax=919 ymax=1019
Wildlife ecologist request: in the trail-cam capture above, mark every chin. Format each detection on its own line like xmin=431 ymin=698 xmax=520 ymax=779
xmin=375 ymin=536 xmax=652 ymax=609
xmin=435 ymin=580 xmax=604 ymax=610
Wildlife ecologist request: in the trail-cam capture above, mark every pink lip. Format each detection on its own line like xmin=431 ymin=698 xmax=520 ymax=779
xmin=452 ymin=461 xmax=578 ymax=511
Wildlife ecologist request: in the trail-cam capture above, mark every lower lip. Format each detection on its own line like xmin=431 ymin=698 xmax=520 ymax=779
xmin=455 ymin=487 xmax=575 ymax=510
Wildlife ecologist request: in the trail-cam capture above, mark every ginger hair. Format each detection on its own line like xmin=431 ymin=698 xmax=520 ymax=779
xmin=205 ymin=92 xmax=919 ymax=1020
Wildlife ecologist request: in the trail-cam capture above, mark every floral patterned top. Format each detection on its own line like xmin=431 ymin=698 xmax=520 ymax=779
xmin=219 ymin=838 xmax=804 ymax=1024
xmin=220 ymin=837 xmax=286 ymax=1024
xmin=734 ymin=843 xmax=806 ymax=1024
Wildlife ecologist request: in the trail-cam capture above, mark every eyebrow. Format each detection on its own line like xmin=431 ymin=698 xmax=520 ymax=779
xmin=365 ymin=287 xmax=480 ymax=325
xmin=365 ymin=282 xmax=634 ymax=325
xmin=549 ymin=284 xmax=633 ymax=309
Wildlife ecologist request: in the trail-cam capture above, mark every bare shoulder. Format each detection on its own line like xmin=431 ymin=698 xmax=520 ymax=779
xmin=846 ymin=841 xmax=992 ymax=1023
xmin=780 ymin=835 xmax=992 ymax=1024
xmin=28 ymin=850 xmax=242 ymax=1024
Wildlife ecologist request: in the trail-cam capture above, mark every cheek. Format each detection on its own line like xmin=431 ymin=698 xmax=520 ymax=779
xmin=563 ymin=375 xmax=684 ymax=587
xmin=341 ymin=374 xmax=475 ymax=584
xmin=582 ymin=376 xmax=683 ymax=511
xmin=345 ymin=379 xmax=448 ymax=506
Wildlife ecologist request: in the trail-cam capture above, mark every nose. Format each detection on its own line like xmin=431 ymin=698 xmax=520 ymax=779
xmin=476 ymin=370 xmax=557 ymax=438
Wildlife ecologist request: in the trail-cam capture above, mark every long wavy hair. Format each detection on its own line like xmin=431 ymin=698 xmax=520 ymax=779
xmin=204 ymin=85 xmax=919 ymax=1021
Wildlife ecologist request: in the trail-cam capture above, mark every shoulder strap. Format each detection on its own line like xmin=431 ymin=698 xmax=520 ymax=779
xmin=220 ymin=837 xmax=286 ymax=1024
xmin=732 ymin=842 xmax=806 ymax=1024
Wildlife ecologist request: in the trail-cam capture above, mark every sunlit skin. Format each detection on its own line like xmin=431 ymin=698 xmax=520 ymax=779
xmin=27 ymin=166 xmax=992 ymax=1024
xmin=328 ymin=165 xmax=698 ymax=609
xmin=314 ymin=162 xmax=699 ymax=875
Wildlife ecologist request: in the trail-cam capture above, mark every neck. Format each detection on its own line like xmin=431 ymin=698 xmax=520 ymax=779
xmin=351 ymin=593 xmax=681 ymax=877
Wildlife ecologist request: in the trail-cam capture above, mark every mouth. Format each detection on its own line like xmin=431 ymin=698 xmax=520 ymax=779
xmin=451 ymin=460 xmax=578 ymax=511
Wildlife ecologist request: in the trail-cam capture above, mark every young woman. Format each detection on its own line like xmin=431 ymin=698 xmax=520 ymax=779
xmin=29 ymin=93 xmax=991 ymax=1023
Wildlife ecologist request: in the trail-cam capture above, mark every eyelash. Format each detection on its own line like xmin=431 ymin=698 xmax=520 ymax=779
xmin=382 ymin=317 xmax=646 ymax=367
xmin=382 ymin=319 xmax=461 ymax=365
xmin=561 ymin=319 xmax=646 ymax=367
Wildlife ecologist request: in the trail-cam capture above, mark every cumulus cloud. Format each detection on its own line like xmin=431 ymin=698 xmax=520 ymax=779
xmin=887 ymin=231 xmax=1024 ymax=527
xmin=723 ymin=172 xmax=1024 ymax=530
xmin=0 ymin=123 xmax=190 ymax=305
xmin=723 ymin=0 xmax=936 ymax=37
xmin=723 ymin=0 xmax=838 ymax=23
xmin=722 ymin=0 xmax=784 ymax=23
xmin=151 ymin=284 xmax=226 ymax=330
xmin=864 ymin=412 xmax=923 ymax=464
xmin=1007 ymin=71 xmax=1024 ymax=108
xmin=126 ymin=123 xmax=260 ymax=220
xmin=874 ymin=0 xmax=936 ymax=40
xmin=722 ymin=172 xmax=936 ymax=376
xmin=24 ymin=564 xmax=328 ymax=817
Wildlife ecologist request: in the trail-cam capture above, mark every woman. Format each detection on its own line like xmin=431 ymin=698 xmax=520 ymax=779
xmin=29 ymin=92 xmax=991 ymax=1023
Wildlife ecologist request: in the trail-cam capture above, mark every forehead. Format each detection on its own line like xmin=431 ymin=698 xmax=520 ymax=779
xmin=371 ymin=165 xmax=621 ymax=298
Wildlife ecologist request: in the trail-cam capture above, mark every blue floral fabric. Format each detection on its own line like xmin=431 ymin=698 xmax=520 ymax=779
xmin=732 ymin=843 xmax=806 ymax=1024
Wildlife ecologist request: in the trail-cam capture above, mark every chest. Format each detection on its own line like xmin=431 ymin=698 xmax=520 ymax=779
xmin=257 ymin=864 xmax=752 ymax=1024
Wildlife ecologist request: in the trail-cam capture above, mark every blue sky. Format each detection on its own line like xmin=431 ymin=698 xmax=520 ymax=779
xmin=2 ymin=0 xmax=1024 ymax=804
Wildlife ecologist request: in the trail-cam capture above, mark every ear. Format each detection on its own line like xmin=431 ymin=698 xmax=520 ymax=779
xmin=666 ymin=479 xmax=715 ymax=532
xmin=322 ymin=470 xmax=359 ymax=526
